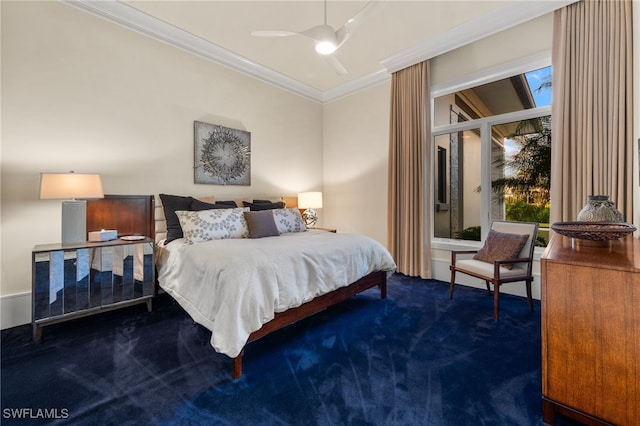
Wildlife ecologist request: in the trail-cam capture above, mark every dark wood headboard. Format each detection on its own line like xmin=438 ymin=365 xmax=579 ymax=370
xmin=86 ymin=195 xmax=155 ymax=239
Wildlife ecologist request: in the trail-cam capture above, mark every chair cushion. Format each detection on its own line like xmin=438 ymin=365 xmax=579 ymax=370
xmin=455 ymin=259 xmax=529 ymax=279
xmin=473 ymin=230 xmax=529 ymax=269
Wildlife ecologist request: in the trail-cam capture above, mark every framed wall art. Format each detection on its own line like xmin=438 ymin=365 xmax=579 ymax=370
xmin=194 ymin=121 xmax=251 ymax=185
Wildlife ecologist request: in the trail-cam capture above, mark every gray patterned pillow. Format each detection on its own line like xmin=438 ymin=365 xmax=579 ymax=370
xmin=473 ymin=230 xmax=529 ymax=269
xmin=175 ymin=207 xmax=249 ymax=243
xmin=272 ymin=208 xmax=306 ymax=234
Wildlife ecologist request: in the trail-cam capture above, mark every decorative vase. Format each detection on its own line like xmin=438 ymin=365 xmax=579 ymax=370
xmin=577 ymin=195 xmax=624 ymax=222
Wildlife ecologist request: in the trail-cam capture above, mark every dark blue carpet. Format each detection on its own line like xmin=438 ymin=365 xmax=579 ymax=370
xmin=1 ymin=274 xmax=577 ymax=425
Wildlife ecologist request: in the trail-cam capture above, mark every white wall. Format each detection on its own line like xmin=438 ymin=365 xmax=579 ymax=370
xmin=322 ymin=81 xmax=391 ymax=245
xmin=430 ymin=14 xmax=554 ymax=87
xmin=0 ymin=1 xmax=322 ymax=328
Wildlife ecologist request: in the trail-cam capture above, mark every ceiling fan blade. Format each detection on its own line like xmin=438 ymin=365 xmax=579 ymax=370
xmin=335 ymin=0 xmax=380 ymax=48
xmin=251 ymin=30 xmax=298 ymax=37
xmin=323 ymin=54 xmax=348 ymax=75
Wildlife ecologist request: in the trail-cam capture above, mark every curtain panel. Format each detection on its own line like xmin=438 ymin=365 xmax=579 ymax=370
xmin=551 ymin=0 xmax=634 ymax=223
xmin=387 ymin=61 xmax=432 ymax=278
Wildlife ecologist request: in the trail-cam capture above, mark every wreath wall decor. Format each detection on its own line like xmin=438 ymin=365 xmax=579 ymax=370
xmin=194 ymin=121 xmax=251 ymax=185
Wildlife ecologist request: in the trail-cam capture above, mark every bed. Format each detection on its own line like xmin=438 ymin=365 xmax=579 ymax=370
xmin=90 ymin=194 xmax=396 ymax=378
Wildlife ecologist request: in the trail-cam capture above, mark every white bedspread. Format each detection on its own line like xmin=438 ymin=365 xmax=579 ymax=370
xmin=156 ymin=230 xmax=396 ymax=357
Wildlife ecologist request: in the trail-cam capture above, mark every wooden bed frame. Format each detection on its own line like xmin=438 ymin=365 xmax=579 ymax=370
xmin=86 ymin=194 xmax=155 ymax=239
xmin=87 ymin=194 xmax=388 ymax=379
xmin=232 ymin=271 xmax=386 ymax=378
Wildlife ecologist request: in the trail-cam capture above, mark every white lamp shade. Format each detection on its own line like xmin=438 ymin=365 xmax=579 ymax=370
xmin=40 ymin=173 xmax=104 ymax=200
xmin=298 ymin=192 xmax=323 ymax=209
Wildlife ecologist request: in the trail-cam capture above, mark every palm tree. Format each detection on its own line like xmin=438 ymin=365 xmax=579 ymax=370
xmin=491 ymin=115 xmax=551 ymax=205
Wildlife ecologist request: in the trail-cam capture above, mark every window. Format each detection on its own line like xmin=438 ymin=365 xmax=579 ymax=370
xmin=432 ymin=64 xmax=552 ymax=246
xmin=434 ymin=128 xmax=482 ymax=240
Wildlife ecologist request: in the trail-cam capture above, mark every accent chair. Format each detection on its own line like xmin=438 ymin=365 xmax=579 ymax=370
xmin=449 ymin=221 xmax=539 ymax=320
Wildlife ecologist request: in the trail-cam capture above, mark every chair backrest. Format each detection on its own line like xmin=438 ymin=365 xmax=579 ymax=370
xmin=490 ymin=221 xmax=539 ymax=271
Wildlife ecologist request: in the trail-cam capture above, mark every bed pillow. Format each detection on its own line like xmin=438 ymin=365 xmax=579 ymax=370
xmin=243 ymin=210 xmax=280 ymax=239
xmin=473 ymin=230 xmax=529 ymax=269
xmin=215 ymin=200 xmax=238 ymax=207
xmin=273 ymin=208 xmax=306 ymax=234
xmin=176 ymin=207 xmax=249 ymax=243
xmin=243 ymin=201 xmax=286 ymax=211
xmin=190 ymin=198 xmax=235 ymax=211
xmin=159 ymin=194 xmax=194 ymax=244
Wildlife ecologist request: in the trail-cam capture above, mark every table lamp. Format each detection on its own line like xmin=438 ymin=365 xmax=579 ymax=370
xmin=39 ymin=172 xmax=104 ymax=243
xmin=298 ymin=191 xmax=323 ymax=228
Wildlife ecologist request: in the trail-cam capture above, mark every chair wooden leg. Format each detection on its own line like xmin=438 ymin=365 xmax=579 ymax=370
xmin=449 ymin=270 xmax=456 ymax=299
xmin=493 ymin=283 xmax=500 ymax=321
xmin=485 ymin=280 xmax=491 ymax=294
xmin=526 ymin=279 xmax=533 ymax=311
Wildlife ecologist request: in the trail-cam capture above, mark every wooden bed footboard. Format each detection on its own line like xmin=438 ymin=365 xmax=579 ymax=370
xmin=231 ymin=270 xmax=387 ymax=379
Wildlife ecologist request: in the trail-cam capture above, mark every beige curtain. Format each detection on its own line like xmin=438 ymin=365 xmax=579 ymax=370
xmin=388 ymin=61 xmax=432 ymax=278
xmin=551 ymin=0 xmax=634 ymax=223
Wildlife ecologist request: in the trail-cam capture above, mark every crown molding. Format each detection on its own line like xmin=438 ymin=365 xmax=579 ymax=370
xmin=63 ymin=0 xmax=578 ymax=105
xmin=323 ymin=69 xmax=390 ymax=103
xmin=62 ymin=0 xmax=325 ymax=103
xmin=380 ymin=0 xmax=579 ymax=74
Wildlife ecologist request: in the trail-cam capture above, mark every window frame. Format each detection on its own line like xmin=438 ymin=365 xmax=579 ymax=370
xmin=430 ymin=52 xmax=552 ymax=251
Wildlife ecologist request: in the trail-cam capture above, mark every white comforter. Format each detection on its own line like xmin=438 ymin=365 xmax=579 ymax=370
xmin=156 ymin=230 xmax=396 ymax=357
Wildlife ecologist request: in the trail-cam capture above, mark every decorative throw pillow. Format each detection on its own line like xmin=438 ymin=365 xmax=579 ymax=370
xmin=243 ymin=201 xmax=286 ymax=211
xmin=272 ymin=208 xmax=306 ymax=234
xmin=243 ymin=210 xmax=280 ymax=239
xmin=190 ymin=198 xmax=235 ymax=211
xmin=159 ymin=194 xmax=194 ymax=244
xmin=175 ymin=208 xmax=249 ymax=243
xmin=473 ymin=230 xmax=529 ymax=269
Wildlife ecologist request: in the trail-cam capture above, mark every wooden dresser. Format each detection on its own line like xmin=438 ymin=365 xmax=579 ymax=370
xmin=540 ymin=234 xmax=640 ymax=425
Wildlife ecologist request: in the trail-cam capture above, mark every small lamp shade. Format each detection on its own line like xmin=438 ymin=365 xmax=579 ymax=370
xmin=39 ymin=172 xmax=104 ymax=243
xmin=298 ymin=192 xmax=323 ymax=209
xmin=40 ymin=173 xmax=104 ymax=200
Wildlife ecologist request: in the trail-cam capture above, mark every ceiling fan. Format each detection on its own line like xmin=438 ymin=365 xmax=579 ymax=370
xmin=251 ymin=0 xmax=379 ymax=75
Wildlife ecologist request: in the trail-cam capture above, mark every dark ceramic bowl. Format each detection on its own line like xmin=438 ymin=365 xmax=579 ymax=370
xmin=551 ymin=221 xmax=637 ymax=241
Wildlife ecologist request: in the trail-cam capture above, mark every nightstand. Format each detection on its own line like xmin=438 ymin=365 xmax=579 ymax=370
xmin=32 ymin=237 xmax=155 ymax=341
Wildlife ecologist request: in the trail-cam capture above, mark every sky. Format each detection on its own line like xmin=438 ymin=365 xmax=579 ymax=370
xmin=525 ymin=66 xmax=552 ymax=107
xmin=502 ymin=65 xmax=552 ymax=174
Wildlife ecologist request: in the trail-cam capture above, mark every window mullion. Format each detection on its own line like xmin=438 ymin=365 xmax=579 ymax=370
xmin=480 ymin=121 xmax=492 ymax=239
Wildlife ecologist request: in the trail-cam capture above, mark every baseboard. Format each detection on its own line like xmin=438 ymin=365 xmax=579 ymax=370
xmin=1 ymin=291 xmax=31 ymax=330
